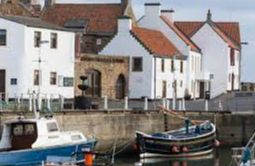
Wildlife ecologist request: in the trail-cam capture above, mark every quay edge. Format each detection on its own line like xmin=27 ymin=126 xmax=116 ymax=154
xmin=0 ymin=110 xmax=254 ymax=151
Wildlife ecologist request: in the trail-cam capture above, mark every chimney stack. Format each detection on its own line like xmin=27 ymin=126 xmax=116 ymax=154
xmin=144 ymin=2 xmax=161 ymax=18
xmin=161 ymin=9 xmax=174 ymax=22
xmin=118 ymin=16 xmax=132 ymax=34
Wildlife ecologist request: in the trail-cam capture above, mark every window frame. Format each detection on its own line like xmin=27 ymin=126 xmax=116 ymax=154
xmin=34 ymin=70 xmax=40 ymax=86
xmin=132 ymin=57 xmax=143 ymax=72
xmin=50 ymin=72 xmax=57 ymax=85
xmin=50 ymin=33 xmax=58 ymax=49
xmin=0 ymin=29 xmax=7 ymax=46
xmin=34 ymin=31 xmax=41 ymax=48
xmin=161 ymin=59 xmax=165 ymax=72
xmin=230 ymin=48 xmax=235 ymax=66
xmin=180 ymin=60 xmax=183 ymax=73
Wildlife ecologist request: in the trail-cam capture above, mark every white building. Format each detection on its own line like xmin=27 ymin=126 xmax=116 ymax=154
xmin=174 ymin=10 xmax=241 ymax=98
xmin=137 ymin=3 xmax=206 ymax=99
xmin=101 ymin=17 xmax=187 ymax=99
xmin=0 ymin=15 xmax=75 ymax=100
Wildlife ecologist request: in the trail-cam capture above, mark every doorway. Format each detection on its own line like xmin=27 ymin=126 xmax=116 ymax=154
xmin=115 ymin=74 xmax=126 ymax=99
xmin=87 ymin=69 xmax=101 ymax=97
xmin=199 ymin=82 xmax=205 ymax=99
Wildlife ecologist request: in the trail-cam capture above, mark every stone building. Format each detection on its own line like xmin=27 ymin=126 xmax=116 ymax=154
xmin=0 ymin=0 xmax=32 ymax=16
xmin=75 ymin=54 xmax=129 ymax=99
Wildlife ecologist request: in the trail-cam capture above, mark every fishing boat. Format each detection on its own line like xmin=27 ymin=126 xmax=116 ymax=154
xmin=136 ymin=120 xmax=218 ymax=158
xmin=0 ymin=115 xmax=97 ymax=165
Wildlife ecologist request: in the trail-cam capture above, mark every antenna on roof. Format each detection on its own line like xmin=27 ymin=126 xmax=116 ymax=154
xmin=207 ymin=9 xmax=212 ymax=21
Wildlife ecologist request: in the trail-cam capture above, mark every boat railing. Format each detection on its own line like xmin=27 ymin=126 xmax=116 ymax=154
xmin=230 ymin=147 xmax=255 ymax=166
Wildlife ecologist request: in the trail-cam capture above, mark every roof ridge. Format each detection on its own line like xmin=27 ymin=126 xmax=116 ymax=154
xmin=161 ymin=16 xmax=201 ymax=52
xmin=209 ymin=21 xmax=240 ymax=48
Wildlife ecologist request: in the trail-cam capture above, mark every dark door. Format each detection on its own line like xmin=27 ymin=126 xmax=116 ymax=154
xmin=11 ymin=123 xmax=38 ymax=150
xmin=0 ymin=70 xmax=5 ymax=100
xmin=162 ymin=81 xmax=167 ymax=98
xmin=115 ymin=74 xmax=126 ymax=99
xmin=87 ymin=70 xmax=101 ymax=97
xmin=199 ymin=82 xmax=205 ymax=99
xmin=231 ymin=73 xmax=235 ymax=91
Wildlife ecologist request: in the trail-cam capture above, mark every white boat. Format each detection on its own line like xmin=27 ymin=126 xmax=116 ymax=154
xmin=0 ymin=116 xmax=97 ymax=165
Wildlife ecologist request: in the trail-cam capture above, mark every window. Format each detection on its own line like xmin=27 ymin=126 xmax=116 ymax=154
xmin=50 ymin=72 xmax=57 ymax=85
xmin=162 ymin=81 xmax=167 ymax=98
xmin=132 ymin=57 xmax=143 ymax=72
xmin=96 ymin=38 xmax=102 ymax=45
xmin=50 ymin=33 xmax=57 ymax=49
xmin=180 ymin=61 xmax=183 ymax=73
xmin=34 ymin=70 xmax=40 ymax=86
xmin=161 ymin=59 xmax=165 ymax=72
xmin=34 ymin=31 xmax=41 ymax=47
xmin=230 ymin=48 xmax=235 ymax=66
xmin=10 ymin=78 xmax=17 ymax=85
xmin=63 ymin=77 xmax=74 ymax=87
xmin=0 ymin=29 xmax=6 ymax=46
xmin=47 ymin=122 xmax=59 ymax=132
xmin=171 ymin=59 xmax=174 ymax=72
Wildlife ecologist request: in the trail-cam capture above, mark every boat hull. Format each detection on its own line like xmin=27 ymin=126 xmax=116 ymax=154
xmin=0 ymin=139 xmax=96 ymax=166
xmin=136 ymin=130 xmax=216 ymax=158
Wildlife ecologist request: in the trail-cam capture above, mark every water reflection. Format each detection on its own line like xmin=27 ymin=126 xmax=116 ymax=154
xmin=115 ymin=147 xmax=231 ymax=166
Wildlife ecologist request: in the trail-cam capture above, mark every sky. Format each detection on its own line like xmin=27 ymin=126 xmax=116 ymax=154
xmin=133 ymin=0 xmax=255 ymax=82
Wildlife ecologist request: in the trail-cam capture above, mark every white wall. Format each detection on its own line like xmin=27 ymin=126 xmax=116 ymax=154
xmin=192 ymin=23 xmax=229 ymax=98
xmin=101 ymin=23 xmax=155 ymax=99
xmin=227 ymin=48 xmax=240 ymax=91
xmin=0 ymin=19 xmax=25 ymax=99
xmin=138 ymin=5 xmax=203 ymax=99
xmin=0 ymin=18 xmax=75 ymax=99
xmin=155 ymin=57 xmax=186 ymax=99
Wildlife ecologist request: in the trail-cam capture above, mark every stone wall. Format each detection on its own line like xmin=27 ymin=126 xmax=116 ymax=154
xmin=75 ymin=54 xmax=129 ymax=99
xmin=81 ymin=34 xmax=113 ymax=54
xmin=0 ymin=111 xmax=254 ymax=151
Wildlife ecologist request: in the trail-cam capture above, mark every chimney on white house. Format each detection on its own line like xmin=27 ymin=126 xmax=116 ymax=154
xmin=144 ymin=2 xmax=161 ymax=18
xmin=161 ymin=9 xmax=175 ymax=22
xmin=118 ymin=16 xmax=132 ymax=34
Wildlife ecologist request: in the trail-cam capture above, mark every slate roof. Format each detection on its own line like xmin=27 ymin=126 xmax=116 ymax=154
xmin=131 ymin=27 xmax=182 ymax=58
xmin=174 ymin=21 xmax=241 ymax=50
xmin=41 ymin=4 xmax=124 ymax=34
xmin=0 ymin=15 xmax=72 ymax=32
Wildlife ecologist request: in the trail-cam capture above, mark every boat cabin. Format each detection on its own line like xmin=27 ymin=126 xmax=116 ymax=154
xmin=0 ymin=117 xmax=61 ymax=151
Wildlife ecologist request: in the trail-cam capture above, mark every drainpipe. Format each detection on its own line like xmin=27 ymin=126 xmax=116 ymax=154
xmin=154 ymin=57 xmax=157 ymax=99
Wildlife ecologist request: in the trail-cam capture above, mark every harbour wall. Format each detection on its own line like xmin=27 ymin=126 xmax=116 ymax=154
xmin=0 ymin=110 xmax=254 ymax=151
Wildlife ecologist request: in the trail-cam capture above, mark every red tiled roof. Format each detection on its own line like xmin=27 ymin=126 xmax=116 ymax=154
xmin=160 ymin=16 xmax=200 ymax=53
xmin=131 ymin=27 xmax=181 ymax=57
xmin=174 ymin=21 xmax=241 ymax=50
xmin=216 ymin=22 xmax=241 ymax=45
xmin=174 ymin=22 xmax=204 ymax=37
xmin=41 ymin=4 xmax=123 ymax=33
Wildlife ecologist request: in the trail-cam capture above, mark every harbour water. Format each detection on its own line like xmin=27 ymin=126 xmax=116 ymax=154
xmin=115 ymin=147 xmax=232 ymax=166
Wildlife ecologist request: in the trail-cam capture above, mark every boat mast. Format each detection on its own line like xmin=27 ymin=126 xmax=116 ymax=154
xmin=33 ymin=40 xmax=49 ymax=119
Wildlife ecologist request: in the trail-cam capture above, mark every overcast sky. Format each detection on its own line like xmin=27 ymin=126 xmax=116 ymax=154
xmin=133 ymin=0 xmax=255 ymax=82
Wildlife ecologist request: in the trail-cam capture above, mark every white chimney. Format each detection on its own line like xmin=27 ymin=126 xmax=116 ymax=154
xmin=161 ymin=9 xmax=175 ymax=22
xmin=118 ymin=16 xmax=132 ymax=34
xmin=144 ymin=3 xmax=161 ymax=18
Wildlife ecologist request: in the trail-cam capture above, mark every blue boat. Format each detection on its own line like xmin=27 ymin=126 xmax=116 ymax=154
xmin=0 ymin=116 xmax=97 ymax=165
